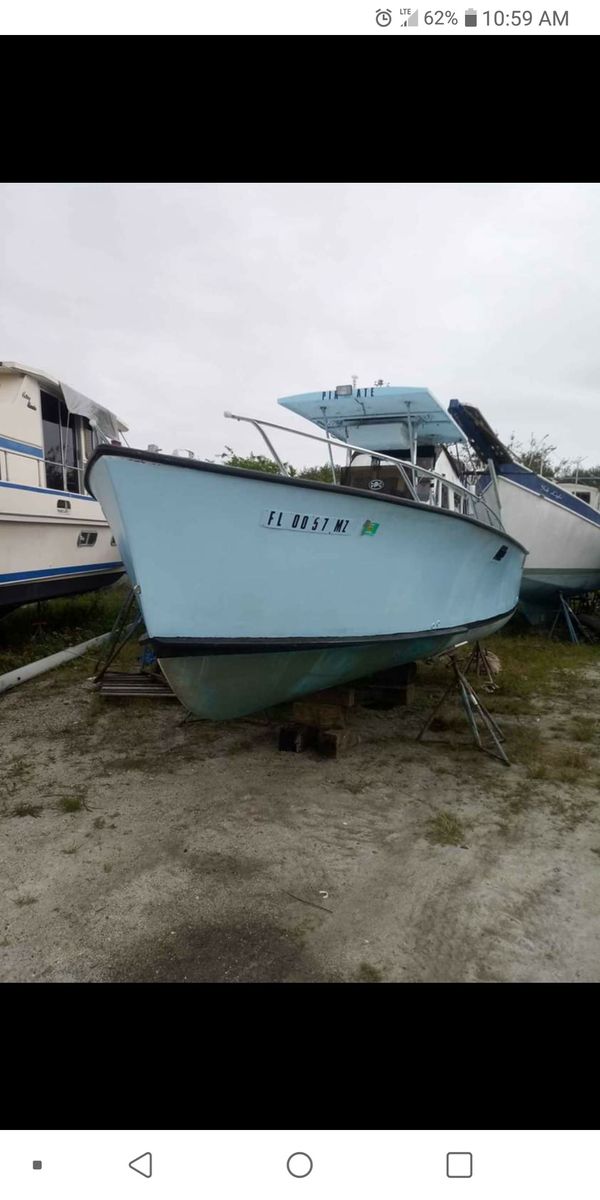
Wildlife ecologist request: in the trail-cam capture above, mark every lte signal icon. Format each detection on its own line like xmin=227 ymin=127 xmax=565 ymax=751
xmin=465 ymin=7 xmax=477 ymax=23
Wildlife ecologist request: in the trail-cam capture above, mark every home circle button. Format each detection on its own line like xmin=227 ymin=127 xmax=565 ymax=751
xmin=287 ymin=1153 xmax=313 ymax=1178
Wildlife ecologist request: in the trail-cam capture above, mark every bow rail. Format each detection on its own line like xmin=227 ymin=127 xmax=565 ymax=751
xmin=224 ymin=411 xmax=504 ymax=532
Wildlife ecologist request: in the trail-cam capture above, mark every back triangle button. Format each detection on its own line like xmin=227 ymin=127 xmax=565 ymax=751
xmin=129 ymin=1153 xmax=152 ymax=1178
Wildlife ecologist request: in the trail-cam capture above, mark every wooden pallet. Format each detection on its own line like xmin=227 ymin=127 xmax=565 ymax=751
xmin=94 ymin=671 xmax=177 ymax=698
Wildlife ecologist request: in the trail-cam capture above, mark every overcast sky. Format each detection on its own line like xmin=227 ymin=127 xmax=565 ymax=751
xmin=1 ymin=182 xmax=599 ymax=470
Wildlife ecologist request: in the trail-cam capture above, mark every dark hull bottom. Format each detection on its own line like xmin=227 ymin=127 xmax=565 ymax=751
xmin=157 ymin=612 xmax=513 ymax=720
xmin=0 ymin=570 xmax=125 ymax=615
xmin=519 ymin=569 xmax=600 ymax=625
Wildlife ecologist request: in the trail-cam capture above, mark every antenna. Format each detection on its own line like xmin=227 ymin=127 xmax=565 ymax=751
xmin=351 ymin=374 xmax=358 ymax=389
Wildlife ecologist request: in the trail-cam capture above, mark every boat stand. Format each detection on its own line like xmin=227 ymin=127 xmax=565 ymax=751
xmin=463 ymin=641 xmax=499 ymax=691
xmin=417 ymin=650 xmax=510 ymax=765
xmin=92 ymin=585 xmax=143 ymax=681
xmin=90 ymin=586 xmax=175 ymax=699
xmin=549 ymin=593 xmax=595 ymax=644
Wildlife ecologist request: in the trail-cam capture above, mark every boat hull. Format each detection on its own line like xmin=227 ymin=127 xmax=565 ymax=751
xmin=493 ymin=473 xmax=600 ymax=622
xmin=158 ymin=614 xmax=513 ymax=720
xmin=86 ymin=448 xmax=525 ymax=719
xmin=0 ymin=513 xmax=124 ymax=612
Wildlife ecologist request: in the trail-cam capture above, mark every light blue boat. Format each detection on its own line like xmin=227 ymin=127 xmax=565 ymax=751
xmin=85 ymin=385 xmax=526 ymax=719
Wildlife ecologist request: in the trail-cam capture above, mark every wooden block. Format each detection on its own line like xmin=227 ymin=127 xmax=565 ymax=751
xmin=360 ymin=662 xmax=418 ymax=686
xmin=291 ymin=702 xmax=347 ymax=729
xmin=316 ymin=728 xmax=358 ymax=758
xmin=357 ymin=683 xmax=415 ymax=709
xmin=278 ymin=723 xmax=318 ymax=752
xmin=312 ymin=686 xmax=356 ymax=709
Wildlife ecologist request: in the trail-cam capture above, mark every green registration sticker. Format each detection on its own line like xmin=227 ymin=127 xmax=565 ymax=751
xmin=361 ymin=519 xmax=380 ymax=536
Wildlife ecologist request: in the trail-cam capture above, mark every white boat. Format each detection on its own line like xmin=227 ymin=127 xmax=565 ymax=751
xmin=0 ymin=361 xmax=127 ymax=613
xmin=449 ymin=399 xmax=600 ymax=623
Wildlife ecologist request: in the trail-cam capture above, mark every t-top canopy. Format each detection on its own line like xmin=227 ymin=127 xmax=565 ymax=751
xmin=0 ymin=361 xmax=128 ymax=443
xmin=277 ymin=386 xmax=465 ymax=452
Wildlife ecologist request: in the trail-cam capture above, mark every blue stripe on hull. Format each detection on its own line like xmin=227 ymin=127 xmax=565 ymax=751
xmin=0 ymin=480 xmax=96 ymax=500
xmin=0 ymin=560 xmax=123 ymax=585
xmin=0 ymin=434 xmax=43 ymax=458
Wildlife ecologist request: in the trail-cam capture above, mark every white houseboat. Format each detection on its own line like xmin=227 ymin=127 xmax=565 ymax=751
xmin=0 ymin=361 xmax=127 ymax=613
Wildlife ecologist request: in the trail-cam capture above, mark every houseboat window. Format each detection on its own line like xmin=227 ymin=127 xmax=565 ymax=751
xmin=575 ymin=491 xmax=591 ymax=503
xmin=41 ymin=390 xmax=81 ymax=493
xmin=82 ymin=420 xmax=98 ymax=462
xmin=440 ymin=484 xmax=449 ymax=509
xmin=63 ymin=416 xmax=79 ymax=494
xmin=77 ymin=531 xmax=98 ymax=547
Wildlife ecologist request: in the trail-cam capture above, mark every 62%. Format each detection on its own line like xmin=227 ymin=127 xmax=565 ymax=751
xmin=424 ymin=10 xmax=459 ymax=21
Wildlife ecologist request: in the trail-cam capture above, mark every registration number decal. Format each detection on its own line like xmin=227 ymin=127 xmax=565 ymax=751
xmin=261 ymin=509 xmax=357 ymax=534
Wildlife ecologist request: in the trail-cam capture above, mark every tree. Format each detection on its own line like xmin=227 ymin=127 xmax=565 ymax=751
xmin=213 ymin=447 xmax=342 ymax=481
xmin=506 ymin=433 xmax=574 ymax=479
xmin=297 ymin=463 xmax=340 ymax=483
xmin=555 ymin=462 xmax=600 ymax=483
xmin=213 ymin=446 xmax=296 ymax=476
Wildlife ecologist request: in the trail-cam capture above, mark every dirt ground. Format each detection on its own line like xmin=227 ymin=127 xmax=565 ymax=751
xmin=1 ymin=640 xmax=600 ymax=983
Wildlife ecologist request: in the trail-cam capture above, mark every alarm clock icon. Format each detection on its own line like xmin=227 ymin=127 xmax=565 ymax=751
xmin=375 ymin=8 xmax=392 ymax=25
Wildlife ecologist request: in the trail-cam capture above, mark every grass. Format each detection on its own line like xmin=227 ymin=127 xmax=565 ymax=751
xmin=506 ymin=725 xmax=544 ymax=767
xmin=5 ymin=755 xmax=32 ymax=780
xmin=426 ymin=811 xmax=467 ymax=847
xmin=417 ymin=632 xmax=600 ymax=721
xmin=569 ymin=718 xmax=598 ymax=743
xmin=488 ymin=631 xmax=599 ymax=696
xmin=343 ymin=779 xmax=370 ymax=795
xmin=521 ymin=740 xmax=591 ymax=783
xmin=0 ymin=583 xmax=141 ymax=676
xmin=11 ymin=802 xmax=43 ymax=818
xmin=57 ymin=791 xmax=87 ymax=814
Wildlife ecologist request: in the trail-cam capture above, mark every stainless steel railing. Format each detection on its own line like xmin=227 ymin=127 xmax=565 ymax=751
xmin=224 ymin=411 xmax=504 ymax=532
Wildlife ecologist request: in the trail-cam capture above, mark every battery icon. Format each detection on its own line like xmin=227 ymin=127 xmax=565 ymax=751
xmin=465 ymin=7 xmax=477 ymax=23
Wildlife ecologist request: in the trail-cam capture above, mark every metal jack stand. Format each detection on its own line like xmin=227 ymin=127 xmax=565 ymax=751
xmin=417 ymin=651 xmax=510 ymax=765
xmin=90 ymin=587 xmax=176 ymax=699
xmin=549 ymin=593 xmax=594 ymax=644
xmin=464 ymin=640 xmax=499 ymax=691
xmin=92 ymin=586 xmax=144 ymax=681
